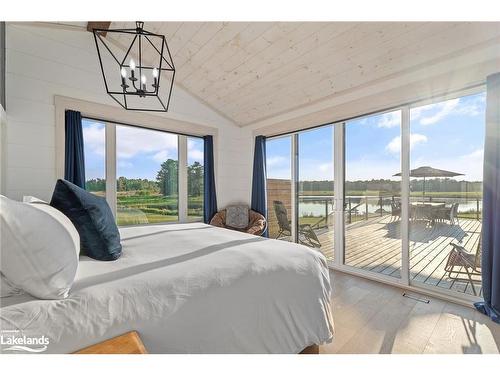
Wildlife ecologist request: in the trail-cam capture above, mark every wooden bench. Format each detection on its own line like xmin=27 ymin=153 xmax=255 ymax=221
xmin=74 ymin=331 xmax=318 ymax=354
xmin=74 ymin=331 xmax=147 ymax=354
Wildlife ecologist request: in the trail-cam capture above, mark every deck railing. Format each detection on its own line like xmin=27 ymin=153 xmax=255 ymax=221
xmin=297 ymin=194 xmax=482 ymax=228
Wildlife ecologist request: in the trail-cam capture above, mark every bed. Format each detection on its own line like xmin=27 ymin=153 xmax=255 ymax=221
xmin=0 ymin=223 xmax=334 ymax=354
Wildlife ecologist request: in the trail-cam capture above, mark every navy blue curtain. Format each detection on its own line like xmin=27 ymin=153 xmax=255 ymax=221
xmin=203 ymin=135 xmax=217 ymax=224
xmin=251 ymin=135 xmax=268 ymax=237
xmin=474 ymin=73 xmax=500 ymax=323
xmin=64 ymin=110 xmax=86 ymax=189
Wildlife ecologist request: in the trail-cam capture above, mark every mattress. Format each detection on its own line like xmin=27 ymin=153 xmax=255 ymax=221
xmin=0 ymin=223 xmax=334 ymax=353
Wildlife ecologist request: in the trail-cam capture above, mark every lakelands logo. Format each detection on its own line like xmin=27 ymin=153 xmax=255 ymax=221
xmin=0 ymin=331 xmax=49 ymax=353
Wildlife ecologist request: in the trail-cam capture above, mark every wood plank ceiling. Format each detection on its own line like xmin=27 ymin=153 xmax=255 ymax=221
xmin=108 ymin=22 xmax=500 ymax=126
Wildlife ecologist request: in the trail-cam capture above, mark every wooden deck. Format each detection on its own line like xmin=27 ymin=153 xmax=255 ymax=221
xmin=314 ymin=215 xmax=482 ymax=297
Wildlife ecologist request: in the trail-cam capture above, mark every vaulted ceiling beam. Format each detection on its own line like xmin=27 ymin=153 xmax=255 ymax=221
xmin=87 ymin=22 xmax=111 ymax=36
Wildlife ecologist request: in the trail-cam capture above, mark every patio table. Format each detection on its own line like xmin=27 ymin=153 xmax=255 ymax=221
xmin=410 ymin=202 xmax=445 ymax=223
xmin=410 ymin=202 xmax=446 ymax=207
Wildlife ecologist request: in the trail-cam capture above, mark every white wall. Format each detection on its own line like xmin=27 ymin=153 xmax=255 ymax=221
xmin=4 ymin=23 xmax=253 ymax=207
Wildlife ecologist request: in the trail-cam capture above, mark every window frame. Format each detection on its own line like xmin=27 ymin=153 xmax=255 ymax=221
xmin=55 ymin=96 xmax=216 ymax=226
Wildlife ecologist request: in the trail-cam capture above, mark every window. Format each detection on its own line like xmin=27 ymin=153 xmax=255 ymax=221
xmin=82 ymin=118 xmax=106 ymax=196
xmin=116 ymin=125 xmax=179 ymax=225
xmin=82 ymin=118 xmax=204 ymax=226
xmin=187 ymin=137 xmax=204 ymax=220
xmin=344 ymin=110 xmax=402 ymax=277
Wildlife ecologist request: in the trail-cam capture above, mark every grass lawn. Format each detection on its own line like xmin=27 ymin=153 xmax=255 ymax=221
xmin=88 ymin=190 xmax=204 ymax=226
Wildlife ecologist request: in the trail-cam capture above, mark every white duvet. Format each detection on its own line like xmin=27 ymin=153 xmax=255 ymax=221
xmin=0 ymin=223 xmax=334 ymax=353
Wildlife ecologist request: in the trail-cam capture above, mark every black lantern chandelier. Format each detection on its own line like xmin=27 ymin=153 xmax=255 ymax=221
xmin=93 ymin=21 xmax=175 ymax=112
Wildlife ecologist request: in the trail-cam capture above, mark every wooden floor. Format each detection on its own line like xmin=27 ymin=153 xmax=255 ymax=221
xmin=321 ymin=270 xmax=500 ymax=354
xmin=314 ymin=215 xmax=482 ymax=297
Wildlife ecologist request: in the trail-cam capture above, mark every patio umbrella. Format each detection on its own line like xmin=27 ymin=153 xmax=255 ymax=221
xmin=393 ymin=166 xmax=464 ymax=201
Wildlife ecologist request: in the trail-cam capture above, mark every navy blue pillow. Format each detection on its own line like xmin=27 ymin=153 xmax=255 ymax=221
xmin=50 ymin=179 xmax=122 ymax=261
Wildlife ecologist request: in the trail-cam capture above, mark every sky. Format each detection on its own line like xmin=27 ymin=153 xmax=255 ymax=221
xmin=267 ymin=91 xmax=486 ymax=182
xmin=83 ymin=91 xmax=485 ymax=182
xmin=83 ymin=120 xmax=204 ymax=180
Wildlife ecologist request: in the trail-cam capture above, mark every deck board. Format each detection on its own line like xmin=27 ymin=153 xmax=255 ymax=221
xmin=311 ymin=215 xmax=482 ymax=297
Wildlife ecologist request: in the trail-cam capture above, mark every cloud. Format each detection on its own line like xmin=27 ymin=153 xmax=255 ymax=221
xmin=377 ymin=111 xmax=401 ymax=128
xmin=411 ymin=94 xmax=484 ymax=126
xmin=187 ymin=139 xmax=204 ymax=163
xmin=82 ymin=122 xmax=105 ymax=156
xmin=188 ymin=150 xmax=204 ymax=163
xmin=346 ymin=158 xmax=401 ymax=180
xmin=385 ymin=137 xmax=400 ymax=154
xmin=411 ymin=148 xmax=484 ymax=181
xmin=346 ymin=148 xmax=483 ymax=181
xmin=461 ymin=148 xmax=483 ymax=161
xmin=268 ymin=156 xmax=337 ymax=179
xmin=266 ymin=156 xmax=288 ymax=168
xmin=116 ymin=126 xmax=178 ymax=161
xmin=319 ymin=162 xmax=332 ymax=172
xmin=152 ymin=150 xmax=174 ymax=163
xmin=419 ymin=99 xmax=460 ymax=125
xmin=118 ymin=161 xmax=134 ymax=169
xmin=386 ymin=133 xmax=428 ymax=154
xmin=456 ymin=93 xmax=486 ymax=117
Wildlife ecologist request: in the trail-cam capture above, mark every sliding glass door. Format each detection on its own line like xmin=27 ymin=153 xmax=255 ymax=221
xmin=266 ymin=136 xmax=293 ymax=242
xmin=297 ymin=126 xmax=334 ymax=261
xmin=344 ymin=111 xmax=402 ymax=278
xmin=265 ymin=87 xmax=485 ymax=303
xmin=408 ymin=92 xmax=485 ymax=297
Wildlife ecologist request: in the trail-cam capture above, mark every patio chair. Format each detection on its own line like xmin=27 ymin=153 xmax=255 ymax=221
xmin=391 ymin=201 xmax=401 ymax=220
xmin=450 ymin=202 xmax=460 ymax=225
xmin=273 ymin=200 xmax=292 ymax=239
xmin=298 ymin=224 xmax=322 ymax=248
xmin=435 ymin=202 xmax=460 ymax=225
xmin=444 ymin=234 xmax=481 ymax=295
xmin=272 ymin=200 xmax=322 ymax=248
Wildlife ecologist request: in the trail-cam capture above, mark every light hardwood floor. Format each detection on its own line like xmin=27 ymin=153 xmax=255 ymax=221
xmin=321 ymin=270 xmax=500 ymax=354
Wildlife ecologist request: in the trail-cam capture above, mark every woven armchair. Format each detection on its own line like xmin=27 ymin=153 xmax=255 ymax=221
xmin=210 ymin=209 xmax=267 ymax=236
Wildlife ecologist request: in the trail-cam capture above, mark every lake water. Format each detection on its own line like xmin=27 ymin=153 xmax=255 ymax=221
xmin=299 ymin=197 xmax=482 ymax=217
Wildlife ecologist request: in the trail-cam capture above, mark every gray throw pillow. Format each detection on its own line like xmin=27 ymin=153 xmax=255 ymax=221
xmin=226 ymin=205 xmax=249 ymax=229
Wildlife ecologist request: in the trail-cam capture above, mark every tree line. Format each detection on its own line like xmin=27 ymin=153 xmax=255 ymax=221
xmin=296 ymin=178 xmax=482 ymax=193
xmin=85 ymin=159 xmax=204 ymax=197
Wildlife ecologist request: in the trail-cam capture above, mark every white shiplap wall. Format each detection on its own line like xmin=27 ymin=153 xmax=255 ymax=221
xmin=4 ymin=23 xmax=253 ymax=207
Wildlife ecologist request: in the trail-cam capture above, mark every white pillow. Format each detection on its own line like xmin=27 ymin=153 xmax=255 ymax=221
xmin=22 ymin=195 xmax=46 ymax=203
xmin=0 ymin=195 xmax=80 ymax=299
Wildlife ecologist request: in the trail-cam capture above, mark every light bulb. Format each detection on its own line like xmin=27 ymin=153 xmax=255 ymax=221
xmin=121 ymin=67 xmax=127 ymax=78
xmin=130 ymin=59 xmax=136 ymax=71
xmin=152 ymin=68 xmax=159 ymax=78
xmin=141 ymin=75 xmax=146 ymax=84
